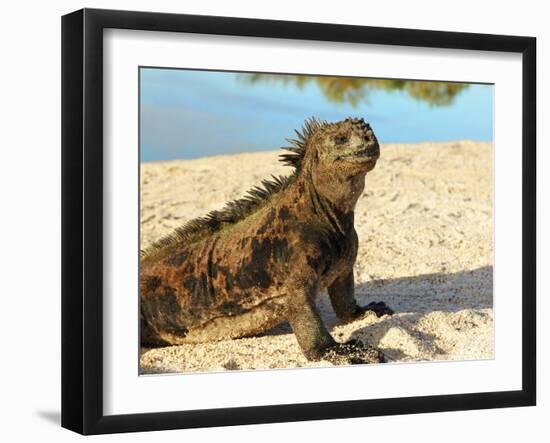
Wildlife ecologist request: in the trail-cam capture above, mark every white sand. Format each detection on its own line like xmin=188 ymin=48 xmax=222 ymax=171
xmin=140 ymin=141 xmax=493 ymax=374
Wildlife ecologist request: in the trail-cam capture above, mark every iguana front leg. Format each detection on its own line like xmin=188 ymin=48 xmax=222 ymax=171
xmin=328 ymin=270 xmax=393 ymax=322
xmin=286 ymin=281 xmax=384 ymax=364
xmin=286 ymin=283 xmax=336 ymax=360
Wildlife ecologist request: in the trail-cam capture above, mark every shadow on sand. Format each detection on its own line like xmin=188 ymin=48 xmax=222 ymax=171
xmin=261 ymin=265 xmax=493 ymax=338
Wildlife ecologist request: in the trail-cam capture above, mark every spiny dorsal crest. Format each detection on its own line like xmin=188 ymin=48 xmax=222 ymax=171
xmin=140 ymin=173 xmax=289 ymax=263
xmin=279 ymin=117 xmax=328 ymax=169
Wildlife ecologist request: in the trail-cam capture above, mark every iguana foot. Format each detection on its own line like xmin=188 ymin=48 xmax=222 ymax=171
xmin=320 ymin=339 xmax=386 ymax=365
xmin=356 ymin=301 xmax=394 ymax=318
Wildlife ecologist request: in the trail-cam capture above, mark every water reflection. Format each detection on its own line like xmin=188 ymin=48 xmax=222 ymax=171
xmin=243 ymin=74 xmax=470 ymax=107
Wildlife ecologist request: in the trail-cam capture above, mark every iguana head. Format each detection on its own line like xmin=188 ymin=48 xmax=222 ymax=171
xmin=280 ymin=117 xmax=379 ymax=174
xmin=311 ymin=117 xmax=380 ymax=172
xmin=280 ymin=117 xmax=380 ymax=211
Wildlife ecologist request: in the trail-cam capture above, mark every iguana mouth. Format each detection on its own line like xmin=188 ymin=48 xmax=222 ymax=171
xmin=341 ymin=142 xmax=380 ymax=162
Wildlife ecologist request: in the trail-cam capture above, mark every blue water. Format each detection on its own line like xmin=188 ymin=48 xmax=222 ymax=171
xmin=140 ymin=68 xmax=493 ymax=162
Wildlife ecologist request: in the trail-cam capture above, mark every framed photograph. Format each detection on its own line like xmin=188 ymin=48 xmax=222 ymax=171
xmin=61 ymin=8 xmax=536 ymax=435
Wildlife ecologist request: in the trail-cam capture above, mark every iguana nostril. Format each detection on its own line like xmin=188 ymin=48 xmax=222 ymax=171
xmin=361 ymin=127 xmax=375 ymax=140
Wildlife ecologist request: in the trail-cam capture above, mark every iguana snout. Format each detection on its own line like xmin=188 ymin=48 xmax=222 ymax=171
xmin=336 ymin=117 xmax=380 ymax=164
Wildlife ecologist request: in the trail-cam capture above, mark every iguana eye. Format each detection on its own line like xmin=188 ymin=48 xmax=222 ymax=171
xmin=335 ymin=135 xmax=348 ymax=145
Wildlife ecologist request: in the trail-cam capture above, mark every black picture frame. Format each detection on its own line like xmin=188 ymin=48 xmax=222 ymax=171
xmin=61 ymin=8 xmax=536 ymax=435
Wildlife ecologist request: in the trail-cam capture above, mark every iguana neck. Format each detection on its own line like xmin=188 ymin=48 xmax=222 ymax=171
xmin=289 ymin=174 xmax=356 ymax=236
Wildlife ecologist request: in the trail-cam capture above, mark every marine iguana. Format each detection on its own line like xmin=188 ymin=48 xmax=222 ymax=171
xmin=140 ymin=117 xmax=393 ymax=365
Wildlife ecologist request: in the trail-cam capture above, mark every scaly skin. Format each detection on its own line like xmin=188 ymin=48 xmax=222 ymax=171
xmin=140 ymin=117 xmax=392 ymax=365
